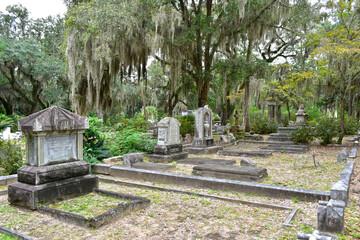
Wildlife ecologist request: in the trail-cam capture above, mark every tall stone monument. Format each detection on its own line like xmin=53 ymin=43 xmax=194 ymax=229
xmin=8 ymin=106 xmax=98 ymax=209
xmin=148 ymin=117 xmax=188 ymax=162
xmin=186 ymin=106 xmax=223 ymax=154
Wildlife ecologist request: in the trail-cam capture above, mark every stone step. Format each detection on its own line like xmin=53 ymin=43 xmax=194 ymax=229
xmin=217 ymin=149 xmax=272 ymax=158
xmin=268 ymin=137 xmax=293 ymax=143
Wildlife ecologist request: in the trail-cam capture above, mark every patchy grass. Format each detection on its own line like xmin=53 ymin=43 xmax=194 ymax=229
xmin=168 ymin=145 xmax=346 ymax=191
xmin=0 ymin=186 xmax=7 ymax=191
xmin=44 ymin=192 xmax=128 ymax=218
xmin=0 ymin=233 xmax=18 ymax=240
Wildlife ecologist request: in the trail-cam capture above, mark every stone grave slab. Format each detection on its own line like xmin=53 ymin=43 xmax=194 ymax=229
xmin=176 ymin=158 xmax=236 ymax=165
xmin=218 ymin=149 xmax=272 ymax=158
xmin=192 ymin=164 xmax=268 ymax=181
xmin=132 ymin=162 xmax=175 ymax=172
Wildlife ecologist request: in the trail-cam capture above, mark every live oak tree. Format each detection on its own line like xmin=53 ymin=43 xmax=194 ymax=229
xmin=0 ymin=5 xmax=67 ymax=114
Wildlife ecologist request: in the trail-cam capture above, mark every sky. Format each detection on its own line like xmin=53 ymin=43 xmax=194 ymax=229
xmin=0 ymin=0 xmax=67 ymax=19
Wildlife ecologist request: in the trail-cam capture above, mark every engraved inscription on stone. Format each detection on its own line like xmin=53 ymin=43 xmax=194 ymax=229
xmin=170 ymin=147 xmax=180 ymax=153
xmin=44 ymin=134 xmax=77 ymax=163
xmin=158 ymin=128 xmax=166 ymax=142
xmin=168 ymin=120 xmax=180 ymax=145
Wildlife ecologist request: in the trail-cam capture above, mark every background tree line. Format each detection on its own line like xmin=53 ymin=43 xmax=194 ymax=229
xmin=0 ymin=0 xmax=359 ymax=141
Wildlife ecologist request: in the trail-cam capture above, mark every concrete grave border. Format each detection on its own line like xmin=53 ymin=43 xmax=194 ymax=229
xmin=0 ymin=225 xmax=35 ymax=240
xmin=37 ymin=188 xmax=150 ymax=228
xmin=93 ymin=164 xmax=330 ymax=202
xmin=99 ymin=177 xmax=298 ymax=227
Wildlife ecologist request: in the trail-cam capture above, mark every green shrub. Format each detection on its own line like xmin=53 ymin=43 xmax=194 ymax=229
xmin=250 ymin=114 xmax=278 ymax=134
xmin=83 ymin=117 xmax=111 ymax=164
xmin=0 ymin=140 xmax=24 ymax=175
xmin=291 ymin=126 xmax=314 ymax=143
xmin=108 ymin=128 xmax=156 ymax=156
xmin=115 ymin=116 xmax=150 ymax=132
xmin=176 ymin=115 xmax=195 ymax=137
xmin=344 ymin=116 xmax=360 ymax=135
xmin=314 ymin=117 xmax=339 ymax=145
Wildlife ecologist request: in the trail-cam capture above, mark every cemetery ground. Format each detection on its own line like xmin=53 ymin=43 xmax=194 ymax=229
xmin=0 ymin=144 xmax=359 ymax=239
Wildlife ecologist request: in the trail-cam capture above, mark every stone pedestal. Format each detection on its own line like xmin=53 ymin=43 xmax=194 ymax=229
xmin=186 ymin=106 xmax=223 ymax=154
xmin=148 ymin=117 xmax=188 ymax=163
xmin=8 ymin=106 xmax=97 ymax=209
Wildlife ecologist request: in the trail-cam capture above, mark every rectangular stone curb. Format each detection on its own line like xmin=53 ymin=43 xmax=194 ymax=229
xmin=0 ymin=225 xmax=35 ymax=240
xmin=0 ymin=174 xmax=17 ymax=186
xmin=107 ymin=166 xmax=330 ymax=202
xmin=92 ymin=164 xmax=112 ymax=175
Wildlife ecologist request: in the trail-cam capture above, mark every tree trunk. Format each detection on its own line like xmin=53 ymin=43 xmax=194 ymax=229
xmin=138 ymin=71 xmax=147 ymax=121
xmin=243 ymin=37 xmax=253 ymax=132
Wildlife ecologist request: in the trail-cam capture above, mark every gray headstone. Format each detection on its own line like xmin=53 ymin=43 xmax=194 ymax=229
xmin=240 ymin=158 xmax=257 ymax=167
xmin=318 ymin=199 xmax=345 ymax=233
xmin=337 ymin=148 xmax=348 ymax=163
xmin=348 ymin=147 xmax=357 ymax=158
xmin=157 ymin=117 xmax=181 ymax=146
xmin=123 ymin=153 xmax=143 ymax=167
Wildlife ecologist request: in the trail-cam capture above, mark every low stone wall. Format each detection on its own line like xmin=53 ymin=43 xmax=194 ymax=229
xmin=92 ymin=164 xmax=330 ymax=202
xmin=317 ymin=161 xmax=355 ymax=234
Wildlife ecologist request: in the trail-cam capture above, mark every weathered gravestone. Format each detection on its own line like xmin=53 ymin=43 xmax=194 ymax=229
xmin=148 ymin=117 xmax=188 ymax=163
xmin=186 ymin=106 xmax=223 ymax=154
xmin=8 ymin=106 xmax=98 ymax=209
xmin=318 ymin=199 xmax=345 ymax=233
xmin=337 ymin=148 xmax=348 ymax=163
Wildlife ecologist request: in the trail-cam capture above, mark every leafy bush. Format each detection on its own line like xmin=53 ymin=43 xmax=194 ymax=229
xmin=176 ymin=115 xmax=195 ymax=137
xmin=0 ymin=140 xmax=24 ymax=175
xmin=115 ymin=116 xmax=150 ymax=132
xmin=314 ymin=117 xmax=339 ymax=145
xmin=83 ymin=117 xmax=111 ymax=165
xmin=344 ymin=116 xmax=360 ymax=135
xmin=291 ymin=125 xmax=314 ymax=143
xmin=250 ymin=114 xmax=278 ymax=134
xmin=108 ymin=128 xmax=156 ymax=156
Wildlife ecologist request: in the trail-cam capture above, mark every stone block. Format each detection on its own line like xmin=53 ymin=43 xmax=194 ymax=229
xmin=240 ymin=158 xmax=257 ymax=167
xmin=318 ymin=199 xmax=345 ymax=233
xmin=337 ymin=148 xmax=348 ymax=163
xmin=148 ymin=152 xmax=188 ymax=163
xmin=92 ymin=163 xmax=112 ymax=175
xmin=218 ymin=149 xmax=272 ymax=158
xmin=185 ymin=145 xmax=223 ymax=155
xmin=153 ymin=144 xmax=183 ymax=155
xmin=348 ymin=147 xmax=357 ymax=158
xmin=192 ymin=164 xmax=268 ymax=182
xmin=8 ymin=175 xmax=98 ymax=209
xmin=297 ymin=230 xmax=339 ymax=240
xmin=177 ymin=158 xmax=236 ymax=165
xmin=330 ymin=181 xmax=348 ymax=205
xmin=17 ymin=161 xmax=90 ymax=185
xmin=123 ymin=153 xmax=143 ymax=167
